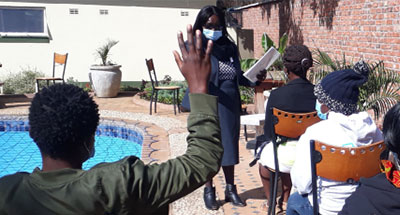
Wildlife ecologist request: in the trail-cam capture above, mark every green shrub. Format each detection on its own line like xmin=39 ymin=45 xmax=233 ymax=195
xmin=3 ymin=68 xmax=45 ymax=94
xmin=66 ymin=77 xmax=79 ymax=85
xmin=240 ymin=86 xmax=254 ymax=104
xmin=120 ymin=85 xmax=139 ymax=92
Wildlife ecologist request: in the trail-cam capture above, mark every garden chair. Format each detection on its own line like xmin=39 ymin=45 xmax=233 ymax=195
xmin=310 ymin=140 xmax=385 ymax=215
xmin=145 ymin=58 xmax=181 ymax=115
xmin=268 ymin=108 xmax=320 ymax=215
xmin=35 ymin=53 xmax=68 ymax=92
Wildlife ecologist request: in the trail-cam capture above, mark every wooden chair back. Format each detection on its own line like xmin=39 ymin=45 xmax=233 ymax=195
xmin=312 ymin=140 xmax=385 ymax=182
xmin=267 ymin=108 xmax=320 ymax=215
xmin=272 ymin=108 xmax=321 ymax=139
xmin=310 ymin=140 xmax=385 ymax=215
xmin=145 ymin=58 xmax=158 ymax=88
xmin=52 ymin=53 xmax=68 ymax=80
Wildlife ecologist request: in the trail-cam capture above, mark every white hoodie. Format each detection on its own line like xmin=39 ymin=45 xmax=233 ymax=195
xmin=290 ymin=111 xmax=383 ymax=215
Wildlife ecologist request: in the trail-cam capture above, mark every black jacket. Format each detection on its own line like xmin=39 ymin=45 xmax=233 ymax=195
xmin=340 ymin=173 xmax=400 ymax=215
xmin=264 ymin=78 xmax=316 ymax=141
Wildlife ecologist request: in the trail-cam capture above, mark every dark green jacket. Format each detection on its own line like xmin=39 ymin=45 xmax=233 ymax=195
xmin=0 ymin=94 xmax=222 ymax=215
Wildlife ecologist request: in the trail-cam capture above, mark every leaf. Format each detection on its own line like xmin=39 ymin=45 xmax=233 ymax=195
xmin=278 ymin=33 xmax=288 ymax=54
xmin=313 ymin=48 xmax=337 ymax=71
xmin=358 ymin=61 xmax=400 ymax=119
xmin=261 ymin=33 xmax=275 ymax=53
xmin=96 ymin=39 xmax=119 ymax=66
xmin=240 ymin=58 xmax=258 ymax=71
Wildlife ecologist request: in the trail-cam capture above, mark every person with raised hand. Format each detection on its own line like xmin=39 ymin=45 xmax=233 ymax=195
xmin=0 ymin=25 xmax=222 ymax=215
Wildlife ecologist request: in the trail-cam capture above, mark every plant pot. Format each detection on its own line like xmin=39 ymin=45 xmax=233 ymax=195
xmin=89 ymin=65 xmax=122 ymax=98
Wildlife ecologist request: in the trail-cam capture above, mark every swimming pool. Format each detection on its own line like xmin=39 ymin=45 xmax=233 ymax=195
xmin=0 ymin=116 xmax=144 ymax=177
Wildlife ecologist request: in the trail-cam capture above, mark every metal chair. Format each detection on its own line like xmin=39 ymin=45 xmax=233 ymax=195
xmin=35 ymin=53 xmax=68 ymax=92
xmin=145 ymin=58 xmax=181 ymax=115
xmin=268 ymin=108 xmax=320 ymax=215
xmin=310 ymin=140 xmax=385 ymax=215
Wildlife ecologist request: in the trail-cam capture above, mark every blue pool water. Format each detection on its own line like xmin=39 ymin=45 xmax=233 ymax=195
xmin=0 ymin=118 xmax=143 ymax=177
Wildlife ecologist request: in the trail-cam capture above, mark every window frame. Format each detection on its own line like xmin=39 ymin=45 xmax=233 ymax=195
xmin=0 ymin=6 xmax=49 ymax=38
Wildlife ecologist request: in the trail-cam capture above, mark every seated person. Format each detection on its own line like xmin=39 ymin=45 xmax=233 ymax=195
xmin=257 ymin=45 xmax=316 ymax=212
xmin=0 ymin=25 xmax=222 ymax=215
xmin=288 ymin=61 xmax=384 ymax=215
xmin=340 ymin=102 xmax=400 ymax=215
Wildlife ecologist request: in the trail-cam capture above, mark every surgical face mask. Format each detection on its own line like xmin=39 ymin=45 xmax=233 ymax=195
xmin=84 ymin=142 xmax=95 ymax=158
xmin=315 ymin=100 xmax=328 ymax=120
xmin=203 ymin=29 xmax=222 ymax=41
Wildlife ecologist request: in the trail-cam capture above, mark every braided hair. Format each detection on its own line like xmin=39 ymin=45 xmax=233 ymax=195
xmin=283 ymin=45 xmax=313 ymax=78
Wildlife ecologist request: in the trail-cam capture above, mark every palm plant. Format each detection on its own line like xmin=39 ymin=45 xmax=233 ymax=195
xmin=359 ymin=61 xmax=400 ymax=119
xmin=311 ymin=49 xmax=400 ymax=120
xmin=261 ymin=32 xmax=288 ymax=71
xmin=96 ymin=39 xmax=119 ymax=66
xmin=240 ymin=32 xmax=288 ymax=72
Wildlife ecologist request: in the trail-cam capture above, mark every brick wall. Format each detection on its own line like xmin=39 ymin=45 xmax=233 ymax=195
xmin=240 ymin=0 xmax=400 ymax=71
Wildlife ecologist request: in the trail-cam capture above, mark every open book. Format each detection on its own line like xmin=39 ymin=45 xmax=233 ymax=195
xmin=243 ymin=47 xmax=281 ymax=83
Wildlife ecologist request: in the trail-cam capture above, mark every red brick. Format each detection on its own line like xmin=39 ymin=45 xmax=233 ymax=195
xmin=241 ymin=0 xmax=400 ymax=71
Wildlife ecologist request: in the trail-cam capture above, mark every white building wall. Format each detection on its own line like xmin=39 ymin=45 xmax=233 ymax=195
xmin=0 ymin=2 xmax=200 ymax=82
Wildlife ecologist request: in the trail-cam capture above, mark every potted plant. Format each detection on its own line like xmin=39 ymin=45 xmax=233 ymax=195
xmin=89 ymin=39 xmax=121 ymax=97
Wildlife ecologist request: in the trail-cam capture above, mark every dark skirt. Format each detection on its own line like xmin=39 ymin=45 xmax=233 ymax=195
xmin=217 ymin=79 xmax=241 ymax=166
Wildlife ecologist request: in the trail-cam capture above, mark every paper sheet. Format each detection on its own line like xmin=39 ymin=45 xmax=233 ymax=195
xmin=243 ymin=47 xmax=281 ymax=82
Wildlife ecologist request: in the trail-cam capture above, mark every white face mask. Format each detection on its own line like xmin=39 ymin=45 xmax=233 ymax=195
xmin=202 ymin=29 xmax=222 ymax=41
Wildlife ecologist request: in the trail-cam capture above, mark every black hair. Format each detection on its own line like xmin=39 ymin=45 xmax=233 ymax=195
xmin=29 ymin=84 xmax=99 ymax=161
xmin=283 ymin=45 xmax=313 ymax=78
xmin=193 ymin=5 xmax=228 ymax=36
xmin=383 ymin=103 xmax=400 ymax=155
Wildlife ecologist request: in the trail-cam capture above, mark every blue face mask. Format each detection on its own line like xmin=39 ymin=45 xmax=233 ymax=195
xmin=203 ymin=29 xmax=222 ymax=41
xmin=84 ymin=142 xmax=95 ymax=159
xmin=315 ymin=100 xmax=328 ymax=120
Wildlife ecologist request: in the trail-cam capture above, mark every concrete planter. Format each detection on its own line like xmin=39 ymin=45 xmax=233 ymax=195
xmin=89 ymin=65 xmax=122 ymax=98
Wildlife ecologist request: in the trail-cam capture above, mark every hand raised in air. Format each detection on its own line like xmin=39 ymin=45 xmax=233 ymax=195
xmin=173 ymin=24 xmax=213 ymax=94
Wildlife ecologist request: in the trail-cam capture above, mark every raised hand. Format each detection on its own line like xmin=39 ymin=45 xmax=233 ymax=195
xmin=173 ymin=24 xmax=213 ymax=94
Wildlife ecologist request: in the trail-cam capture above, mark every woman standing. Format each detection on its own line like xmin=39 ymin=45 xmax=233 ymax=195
xmin=183 ymin=5 xmax=263 ymax=210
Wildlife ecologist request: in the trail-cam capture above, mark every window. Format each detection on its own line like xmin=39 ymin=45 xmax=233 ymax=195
xmin=99 ymin=9 xmax=108 ymax=15
xmin=69 ymin=8 xmax=79 ymax=15
xmin=0 ymin=7 xmax=48 ymax=38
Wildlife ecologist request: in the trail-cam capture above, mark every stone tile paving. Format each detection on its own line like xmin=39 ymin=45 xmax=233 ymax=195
xmin=0 ymin=92 xmax=268 ymax=215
